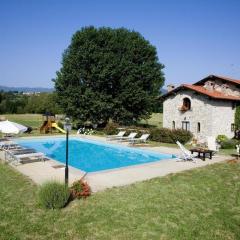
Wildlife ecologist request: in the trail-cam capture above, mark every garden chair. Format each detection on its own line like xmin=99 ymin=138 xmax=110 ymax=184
xmin=118 ymin=132 xmax=137 ymax=142
xmin=176 ymin=141 xmax=196 ymax=162
xmin=106 ymin=131 xmax=126 ymax=140
xmin=129 ymin=134 xmax=150 ymax=144
xmin=7 ymin=152 xmax=45 ymax=165
xmin=0 ymin=142 xmax=20 ymax=150
xmin=8 ymin=148 xmax=37 ymax=155
xmin=0 ymin=138 xmax=10 ymax=142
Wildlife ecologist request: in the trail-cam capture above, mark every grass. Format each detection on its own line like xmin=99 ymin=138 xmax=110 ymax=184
xmin=219 ymin=148 xmax=236 ymax=156
xmin=0 ymin=161 xmax=240 ymax=239
xmin=139 ymin=113 xmax=163 ymax=128
xmin=1 ymin=114 xmax=43 ymax=128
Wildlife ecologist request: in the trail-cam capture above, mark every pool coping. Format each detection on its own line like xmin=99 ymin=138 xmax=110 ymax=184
xmin=2 ymin=134 xmax=231 ymax=192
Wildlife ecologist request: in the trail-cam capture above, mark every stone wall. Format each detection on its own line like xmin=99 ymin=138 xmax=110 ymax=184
xmin=211 ymin=99 xmax=235 ymax=138
xmin=163 ymin=89 xmax=235 ymax=139
xmin=203 ymin=79 xmax=240 ymax=97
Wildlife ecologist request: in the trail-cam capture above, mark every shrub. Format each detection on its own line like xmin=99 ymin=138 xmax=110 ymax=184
xmin=216 ymin=135 xmax=228 ymax=143
xmin=77 ymin=127 xmax=95 ymax=135
xmin=221 ymin=139 xmax=239 ymax=149
xmin=150 ymin=128 xmax=174 ymax=143
xmin=71 ymin=120 xmax=83 ymax=130
xmin=171 ymin=129 xmax=193 ymax=144
xmin=38 ymin=181 xmax=70 ymax=209
xmin=103 ymin=122 xmax=120 ymax=135
xmin=57 ymin=121 xmax=64 ymax=130
xmin=149 ymin=128 xmax=192 ymax=144
xmin=70 ymin=180 xmax=91 ymax=199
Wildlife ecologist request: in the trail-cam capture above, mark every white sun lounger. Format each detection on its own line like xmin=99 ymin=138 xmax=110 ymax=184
xmin=0 ymin=142 xmax=21 ymax=150
xmin=6 ymin=152 xmax=45 ymax=165
xmin=129 ymin=134 xmax=150 ymax=144
xmin=106 ymin=131 xmax=126 ymax=140
xmin=0 ymin=140 xmax=14 ymax=147
xmin=176 ymin=141 xmax=196 ymax=162
xmin=118 ymin=132 xmax=137 ymax=142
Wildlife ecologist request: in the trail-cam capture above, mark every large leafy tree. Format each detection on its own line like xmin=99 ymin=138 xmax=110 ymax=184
xmin=54 ymin=26 xmax=164 ymax=125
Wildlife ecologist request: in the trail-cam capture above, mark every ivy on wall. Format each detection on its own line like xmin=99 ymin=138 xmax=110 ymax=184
xmin=234 ymin=105 xmax=240 ymax=129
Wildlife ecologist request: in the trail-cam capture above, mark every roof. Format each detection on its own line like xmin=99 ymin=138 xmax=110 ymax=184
xmin=162 ymin=75 xmax=240 ymax=101
xmin=182 ymin=84 xmax=240 ymax=101
xmin=194 ymin=74 xmax=240 ymax=86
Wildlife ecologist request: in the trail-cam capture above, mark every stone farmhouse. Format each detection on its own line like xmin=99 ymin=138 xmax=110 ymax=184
xmin=162 ymin=75 xmax=240 ymax=139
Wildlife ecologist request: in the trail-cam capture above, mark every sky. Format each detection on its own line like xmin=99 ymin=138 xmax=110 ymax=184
xmin=0 ymin=0 xmax=240 ymax=88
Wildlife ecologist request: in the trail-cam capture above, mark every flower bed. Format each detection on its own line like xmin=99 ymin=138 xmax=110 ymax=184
xmin=70 ymin=180 xmax=91 ymax=199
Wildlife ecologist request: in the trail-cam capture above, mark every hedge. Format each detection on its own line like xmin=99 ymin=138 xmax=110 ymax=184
xmin=149 ymin=128 xmax=193 ymax=144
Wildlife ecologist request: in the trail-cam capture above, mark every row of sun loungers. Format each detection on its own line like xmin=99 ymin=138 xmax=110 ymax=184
xmin=0 ymin=137 xmax=10 ymax=142
xmin=0 ymin=138 xmax=47 ymax=165
xmin=106 ymin=131 xmax=150 ymax=144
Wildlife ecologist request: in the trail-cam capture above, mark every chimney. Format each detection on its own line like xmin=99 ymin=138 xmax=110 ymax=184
xmin=167 ymin=84 xmax=175 ymax=92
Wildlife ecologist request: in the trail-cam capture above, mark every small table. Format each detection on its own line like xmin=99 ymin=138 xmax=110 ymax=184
xmin=231 ymin=154 xmax=240 ymax=160
xmin=190 ymin=148 xmax=214 ymax=161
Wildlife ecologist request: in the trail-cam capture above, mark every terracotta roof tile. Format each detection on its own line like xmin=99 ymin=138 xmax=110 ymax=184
xmin=162 ymin=75 xmax=240 ymax=101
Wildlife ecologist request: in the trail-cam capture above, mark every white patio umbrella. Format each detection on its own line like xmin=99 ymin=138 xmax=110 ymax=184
xmin=0 ymin=120 xmax=27 ymax=134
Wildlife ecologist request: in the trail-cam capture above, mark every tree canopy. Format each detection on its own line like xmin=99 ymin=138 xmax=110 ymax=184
xmin=54 ymin=26 xmax=165 ymax=125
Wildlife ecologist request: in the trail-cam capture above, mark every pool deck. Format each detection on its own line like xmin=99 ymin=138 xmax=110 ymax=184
xmin=0 ymin=134 xmax=231 ymax=192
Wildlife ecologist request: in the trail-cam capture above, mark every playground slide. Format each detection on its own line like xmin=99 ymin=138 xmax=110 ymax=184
xmin=40 ymin=121 xmax=48 ymax=133
xmin=51 ymin=123 xmax=66 ymax=134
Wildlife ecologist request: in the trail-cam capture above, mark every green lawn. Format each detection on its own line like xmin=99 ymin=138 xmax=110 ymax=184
xmin=139 ymin=113 xmax=163 ymax=128
xmin=0 ymin=161 xmax=240 ymax=239
xmin=1 ymin=114 xmax=43 ymax=129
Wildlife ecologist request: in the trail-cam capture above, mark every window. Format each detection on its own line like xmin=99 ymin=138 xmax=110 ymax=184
xmin=182 ymin=121 xmax=190 ymax=131
xmin=180 ymin=98 xmax=191 ymax=111
xmin=183 ymin=98 xmax=191 ymax=110
xmin=231 ymin=123 xmax=235 ymax=132
xmin=172 ymin=121 xmax=175 ymax=129
xmin=197 ymin=122 xmax=201 ymax=133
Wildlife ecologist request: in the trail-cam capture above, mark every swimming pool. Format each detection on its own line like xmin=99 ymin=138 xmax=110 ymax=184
xmin=17 ymin=137 xmax=175 ymax=172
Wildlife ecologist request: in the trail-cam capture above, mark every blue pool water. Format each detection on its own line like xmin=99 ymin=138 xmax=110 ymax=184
xmin=17 ymin=137 xmax=175 ymax=172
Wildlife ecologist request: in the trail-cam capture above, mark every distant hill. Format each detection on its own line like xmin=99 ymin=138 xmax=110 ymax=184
xmin=0 ymin=85 xmax=53 ymax=93
xmin=0 ymin=85 xmax=166 ymax=94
